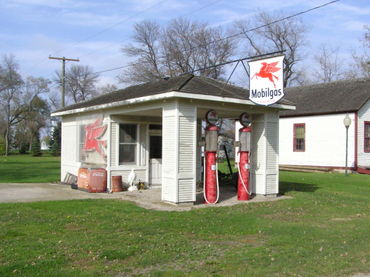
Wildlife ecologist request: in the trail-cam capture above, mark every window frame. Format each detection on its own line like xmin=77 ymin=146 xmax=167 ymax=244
xmin=118 ymin=123 xmax=139 ymax=165
xmin=365 ymin=121 xmax=370 ymax=153
xmin=78 ymin=124 xmax=86 ymax=162
xmin=293 ymin=123 xmax=305 ymax=152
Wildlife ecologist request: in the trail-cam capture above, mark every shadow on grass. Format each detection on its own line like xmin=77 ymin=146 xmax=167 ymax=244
xmin=279 ymin=181 xmax=320 ymax=195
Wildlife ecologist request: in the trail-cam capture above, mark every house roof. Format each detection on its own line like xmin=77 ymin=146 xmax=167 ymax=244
xmin=53 ymin=73 xmax=294 ymax=115
xmin=280 ymin=78 xmax=370 ymax=117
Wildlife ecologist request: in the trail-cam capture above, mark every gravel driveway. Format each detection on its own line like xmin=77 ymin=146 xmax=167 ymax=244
xmin=0 ymin=183 xmax=120 ymax=203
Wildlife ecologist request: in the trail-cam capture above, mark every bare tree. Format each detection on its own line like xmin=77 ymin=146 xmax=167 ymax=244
xmin=0 ymin=54 xmax=24 ymax=155
xmin=99 ymin=84 xmax=118 ymax=95
xmin=313 ymin=44 xmax=344 ymax=83
xmin=0 ymin=55 xmax=52 ymax=155
xmin=346 ymin=25 xmax=370 ymax=78
xmin=119 ymin=18 xmax=236 ymax=84
xmin=55 ymin=65 xmax=99 ymax=104
xmin=234 ymin=11 xmax=306 ymax=87
xmin=14 ymin=96 xmax=50 ymax=152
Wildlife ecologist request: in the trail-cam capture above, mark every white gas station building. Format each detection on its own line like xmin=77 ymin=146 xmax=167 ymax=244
xmin=52 ymin=73 xmax=295 ymax=204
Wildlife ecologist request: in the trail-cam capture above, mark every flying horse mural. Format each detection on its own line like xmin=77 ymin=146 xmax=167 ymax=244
xmin=82 ymin=117 xmax=107 ymax=159
xmin=251 ymin=61 xmax=281 ymax=88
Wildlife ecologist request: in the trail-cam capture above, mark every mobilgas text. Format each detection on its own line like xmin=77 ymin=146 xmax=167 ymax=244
xmin=250 ymin=88 xmax=282 ymax=100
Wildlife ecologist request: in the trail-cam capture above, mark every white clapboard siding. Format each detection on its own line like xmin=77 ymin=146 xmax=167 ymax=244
xmin=251 ymin=114 xmax=265 ymax=194
xmin=111 ymin=169 xmax=146 ymax=185
xmin=279 ymin=113 xmax=355 ymax=168
xmin=265 ymin=119 xmax=279 ymax=195
xmin=177 ymin=102 xmax=196 ymax=202
xmin=110 ymin=122 xmax=118 ymax=167
xmin=358 ymin=99 xmax=370 ymax=168
xmin=179 ymin=116 xmax=194 ymax=172
xmin=162 ymin=100 xmax=197 ymax=203
xmin=250 ymin=112 xmax=279 ymax=195
xmin=196 ymin=119 xmax=202 ymax=182
xmin=178 ymin=179 xmax=194 ymax=202
xmin=61 ymin=118 xmax=79 ymax=180
xmin=162 ymin=101 xmax=178 ymax=202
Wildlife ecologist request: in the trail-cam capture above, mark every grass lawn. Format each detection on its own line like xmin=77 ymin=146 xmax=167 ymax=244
xmin=0 ymin=154 xmax=60 ymax=183
xmin=0 ymin=172 xmax=369 ymax=276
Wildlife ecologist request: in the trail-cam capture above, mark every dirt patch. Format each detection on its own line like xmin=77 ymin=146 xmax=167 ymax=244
xmin=331 ymin=218 xmax=353 ymax=222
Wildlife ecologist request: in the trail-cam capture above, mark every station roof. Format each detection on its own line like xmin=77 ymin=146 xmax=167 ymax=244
xmin=280 ymin=78 xmax=370 ymax=117
xmin=52 ymin=74 xmax=294 ymax=116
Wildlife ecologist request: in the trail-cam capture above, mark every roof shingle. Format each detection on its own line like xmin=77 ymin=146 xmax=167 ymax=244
xmin=280 ymin=78 xmax=370 ymax=117
xmin=54 ymin=74 xmax=293 ymax=113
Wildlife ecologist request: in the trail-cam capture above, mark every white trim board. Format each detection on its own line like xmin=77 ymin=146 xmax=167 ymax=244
xmin=52 ymin=91 xmax=295 ymax=117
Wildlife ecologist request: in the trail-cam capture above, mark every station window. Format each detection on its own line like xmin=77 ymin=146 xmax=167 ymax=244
xmin=365 ymin=122 xmax=370 ymax=153
xmin=119 ymin=124 xmax=138 ymax=164
xmin=293 ymin=123 xmax=305 ymax=152
xmin=79 ymin=124 xmax=87 ymax=162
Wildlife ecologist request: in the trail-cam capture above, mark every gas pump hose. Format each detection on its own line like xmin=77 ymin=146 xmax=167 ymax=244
xmin=237 ymin=152 xmax=251 ymax=195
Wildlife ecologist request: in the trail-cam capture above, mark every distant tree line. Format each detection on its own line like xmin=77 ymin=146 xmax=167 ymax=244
xmin=1 ymin=13 xmax=368 ymax=156
xmin=120 ymin=15 xmax=369 ymax=86
xmin=0 ymin=55 xmax=116 ymax=156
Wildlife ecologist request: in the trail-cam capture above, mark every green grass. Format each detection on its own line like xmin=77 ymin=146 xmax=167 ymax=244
xmin=0 ymin=171 xmax=369 ymax=276
xmin=218 ymin=159 xmax=237 ymax=174
xmin=0 ymin=154 xmax=60 ymax=183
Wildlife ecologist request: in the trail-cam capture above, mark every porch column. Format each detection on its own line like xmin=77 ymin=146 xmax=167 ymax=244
xmin=162 ymin=100 xmax=197 ymax=204
xmin=251 ymin=111 xmax=279 ymax=196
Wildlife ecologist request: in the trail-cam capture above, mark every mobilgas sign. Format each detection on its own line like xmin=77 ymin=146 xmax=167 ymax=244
xmin=248 ymin=55 xmax=284 ymax=106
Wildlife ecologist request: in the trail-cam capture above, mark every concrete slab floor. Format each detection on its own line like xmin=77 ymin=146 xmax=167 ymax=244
xmin=0 ymin=183 xmax=291 ymax=211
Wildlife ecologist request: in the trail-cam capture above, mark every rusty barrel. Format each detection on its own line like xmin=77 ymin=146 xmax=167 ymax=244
xmin=111 ymin=176 xmax=123 ymax=192
xmin=88 ymin=168 xmax=107 ymax=193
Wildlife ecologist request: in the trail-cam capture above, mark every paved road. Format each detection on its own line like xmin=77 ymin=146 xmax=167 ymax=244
xmin=0 ymin=183 xmax=120 ymax=203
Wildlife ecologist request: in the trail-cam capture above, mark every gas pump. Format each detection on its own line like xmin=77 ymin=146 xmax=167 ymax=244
xmin=237 ymin=112 xmax=252 ymax=201
xmin=203 ymin=110 xmax=220 ymax=204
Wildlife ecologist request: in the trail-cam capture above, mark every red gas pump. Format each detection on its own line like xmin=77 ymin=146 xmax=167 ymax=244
xmin=203 ymin=110 xmax=220 ymax=204
xmin=237 ymin=112 xmax=252 ymax=201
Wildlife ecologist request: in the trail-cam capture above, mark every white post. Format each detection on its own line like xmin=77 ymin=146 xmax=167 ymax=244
xmin=162 ymin=100 xmax=197 ymax=204
xmin=106 ymin=114 xmax=112 ymax=192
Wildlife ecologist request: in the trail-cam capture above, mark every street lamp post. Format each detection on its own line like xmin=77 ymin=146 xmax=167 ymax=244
xmin=343 ymin=114 xmax=352 ymax=176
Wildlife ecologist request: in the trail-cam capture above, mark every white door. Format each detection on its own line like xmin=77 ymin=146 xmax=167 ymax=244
xmin=149 ymin=129 xmax=162 ymax=186
xmin=150 ymin=158 xmax=162 ymax=185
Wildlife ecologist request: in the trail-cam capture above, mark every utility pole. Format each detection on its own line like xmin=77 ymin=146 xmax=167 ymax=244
xmin=49 ymin=56 xmax=79 ymax=108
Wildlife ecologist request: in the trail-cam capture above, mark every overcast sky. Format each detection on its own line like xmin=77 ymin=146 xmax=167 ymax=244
xmin=1 ymin=0 xmax=369 ymax=88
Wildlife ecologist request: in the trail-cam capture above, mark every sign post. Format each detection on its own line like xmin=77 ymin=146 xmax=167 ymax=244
xmin=248 ymin=55 xmax=284 ymax=106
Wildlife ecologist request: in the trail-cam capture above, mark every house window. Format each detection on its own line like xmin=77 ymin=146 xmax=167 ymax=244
xmin=293 ymin=123 xmax=305 ymax=152
xmin=365 ymin=121 xmax=370 ymax=153
xmin=119 ymin=124 xmax=138 ymax=164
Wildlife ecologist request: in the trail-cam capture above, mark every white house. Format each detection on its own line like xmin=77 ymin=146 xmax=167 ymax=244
xmin=52 ymin=74 xmax=295 ymax=204
xmin=279 ymin=78 xmax=370 ymax=174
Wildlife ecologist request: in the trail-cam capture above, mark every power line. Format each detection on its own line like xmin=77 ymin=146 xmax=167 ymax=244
xmin=93 ymin=0 xmax=340 ymax=75
xmin=189 ymin=50 xmax=284 ymax=74
xmin=30 ymin=0 xmax=171 ymax=73
xmin=78 ymin=0 xmax=225 ymax=61
xmin=50 ymin=0 xmax=169 ymax=57
xmin=188 ymin=0 xmax=340 ymax=53
xmin=94 ymin=64 xmax=130 ymax=74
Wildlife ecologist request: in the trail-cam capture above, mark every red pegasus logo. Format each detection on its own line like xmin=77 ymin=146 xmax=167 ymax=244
xmin=252 ymin=62 xmax=281 ymax=88
xmin=83 ymin=118 xmax=107 ymax=158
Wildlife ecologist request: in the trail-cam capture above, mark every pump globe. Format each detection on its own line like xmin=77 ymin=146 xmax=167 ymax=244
xmin=343 ymin=114 xmax=351 ymax=128
xmin=240 ymin=112 xmax=251 ymax=127
xmin=205 ymin=110 xmax=219 ymax=126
